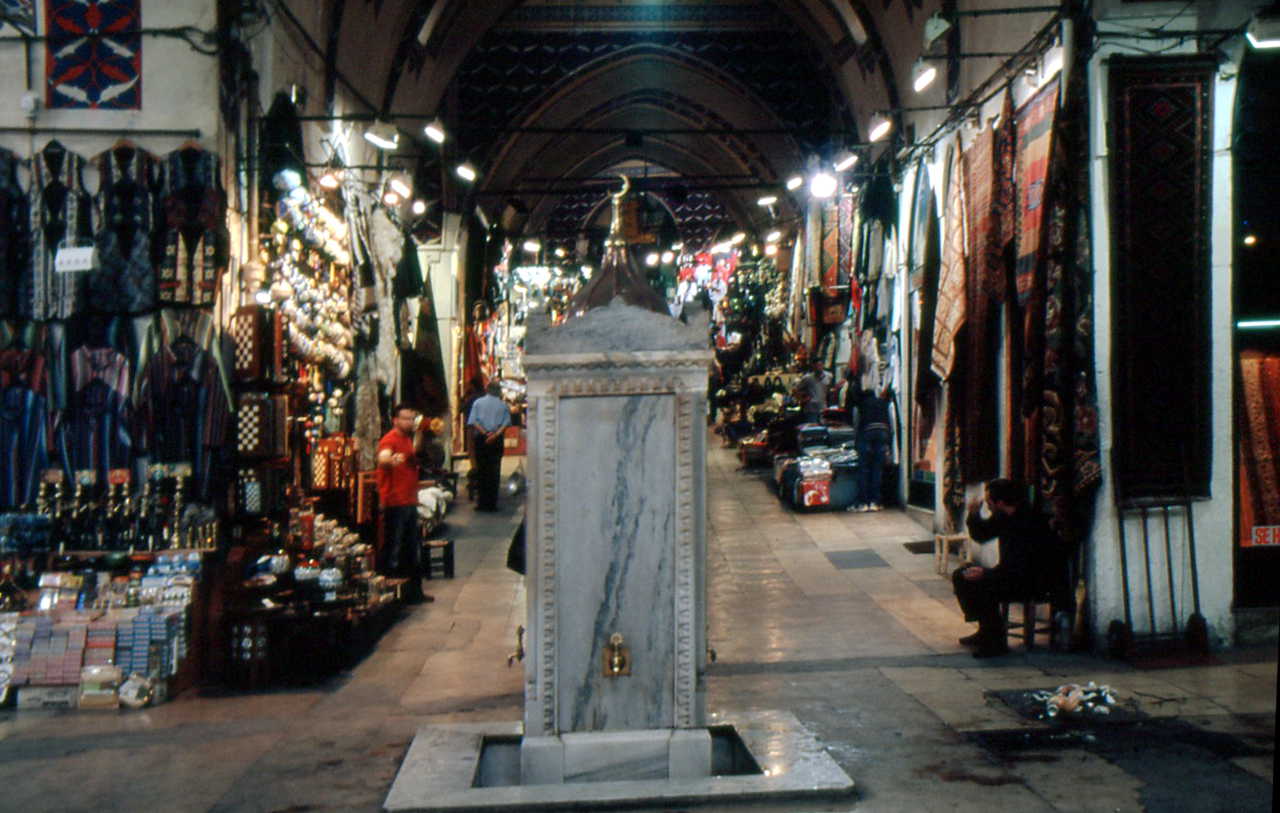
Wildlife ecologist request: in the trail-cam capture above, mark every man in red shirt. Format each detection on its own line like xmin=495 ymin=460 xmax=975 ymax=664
xmin=377 ymin=404 xmax=429 ymax=603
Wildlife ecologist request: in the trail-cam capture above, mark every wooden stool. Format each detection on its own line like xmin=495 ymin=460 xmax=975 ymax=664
xmin=424 ymin=538 xmax=455 ymax=579
xmin=1002 ymin=598 xmax=1055 ymax=650
xmin=934 ymin=533 xmax=969 ymax=575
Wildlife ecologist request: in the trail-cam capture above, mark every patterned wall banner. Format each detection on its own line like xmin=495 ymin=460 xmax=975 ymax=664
xmin=1015 ymin=78 xmax=1059 ymax=305
xmin=45 ymin=0 xmax=141 ymax=110
xmin=932 ymin=139 xmax=966 ymax=380
xmin=820 ymin=199 xmax=840 ymax=297
xmin=1108 ymin=57 xmax=1214 ymax=500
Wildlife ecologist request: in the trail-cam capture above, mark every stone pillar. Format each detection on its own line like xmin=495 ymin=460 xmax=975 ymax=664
xmin=519 ymin=303 xmax=711 ymax=783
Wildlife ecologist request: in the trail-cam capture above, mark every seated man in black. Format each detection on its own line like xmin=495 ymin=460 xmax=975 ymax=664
xmin=952 ymin=478 xmax=1069 ymax=657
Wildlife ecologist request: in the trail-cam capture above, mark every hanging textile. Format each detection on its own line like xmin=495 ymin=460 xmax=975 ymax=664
xmin=820 ymin=199 xmax=840 ymax=296
xmin=1036 ymin=65 xmax=1102 ymax=541
xmin=932 ymin=139 xmax=967 ymax=380
xmin=89 ymin=143 xmax=162 ymax=315
xmin=838 ymin=192 xmax=856 ymax=294
xmin=0 ymin=148 xmax=30 ymax=319
xmin=159 ymin=146 xmax=228 ymax=307
xmin=1238 ymin=351 xmax=1280 ymax=548
xmin=55 ymin=346 xmax=133 ymax=484
xmin=1015 ymin=78 xmax=1060 ymax=305
xmin=28 ymin=141 xmax=92 ymax=320
xmin=1108 ymin=57 xmax=1215 ymax=500
xmin=44 ymin=0 xmax=142 ymax=110
xmin=960 ymin=122 xmax=1000 ymax=481
xmin=135 ymin=311 xmax=230 ymax=500
xmin=0 ymin=347 xmax=50 ymax=507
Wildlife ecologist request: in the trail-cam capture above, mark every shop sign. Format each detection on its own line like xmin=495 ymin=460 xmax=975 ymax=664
xmin=1246 ymin=525 xmax=1280 ymax=547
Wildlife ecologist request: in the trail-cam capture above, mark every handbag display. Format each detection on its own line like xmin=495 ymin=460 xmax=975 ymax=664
xmin=229 ymin=305 xmax=286 ymax=384
xmin=235 ymin=462 xmax=287 ymax=516
xmin=236 ymin=392 xmax=289 ymax=459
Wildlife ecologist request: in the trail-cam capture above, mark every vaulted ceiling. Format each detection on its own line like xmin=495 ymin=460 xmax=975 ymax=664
xmin=330 ymin=0 xmax=947 ymax=247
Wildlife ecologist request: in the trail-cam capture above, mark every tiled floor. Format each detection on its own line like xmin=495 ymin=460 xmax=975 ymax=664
xmin=0 ymin=443 xmax=1274 ymax=812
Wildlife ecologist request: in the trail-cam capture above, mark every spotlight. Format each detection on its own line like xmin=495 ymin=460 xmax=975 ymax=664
xmin=383 ymin=190 xmax=401 ymax=207
xmin=809 ymin=171 xmax=837 ymax=198
xmin=523 ymin=239 xmax=541 ymax=254
xmin=424 ymin=117 xmax=447 ymax=144
xmin=363 ymin=120 xmax=399 ymax=150
xmin=730 ymin=232 xmax=746 ymax=245
xmin=764 ymin=243 xmax=779 ymax=257
xmin=388 ymin=174 xmax=412 ymax=199
xmin=411 ymin=199 xmax=427 ymax=215
xmin=912 ymin=58 xmax=938 ymax=93
xmin=923 ymin=11 xmax=952 ymax=49
xmin=661 ymin=250 xmax=675 ymax=263
xmin=554 ymin=246 xmax=567 ymax=258
xmin=868 ymin=112 xmax=892 ymax=143
xmin=1244 ymin=234 xmax=1258 ymax=246
xmin=766 ymin=230 xmax=782 ymax=243
xmin=757 ymin=194 xmax=778 ymax=207
xmin=456 ymin=162 xmax=478 ymax=182
xmin=645 ymin=252 xmax=660 ymax=267
xmin=671 ymin=241 xmax=684 ymax=251
xmin=833 ymin=150 xmax=858 ymax=172
xmin=786 ymin=175 xmax=804 ymax=191
xmin=318 ymin=167 xmax=343 ymax=189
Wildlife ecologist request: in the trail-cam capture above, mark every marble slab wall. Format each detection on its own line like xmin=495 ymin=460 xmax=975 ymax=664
xmin=523 ymin=343 xmax=710 ymax=739
xmin=555 ymin=393 xmax=676 ymax=731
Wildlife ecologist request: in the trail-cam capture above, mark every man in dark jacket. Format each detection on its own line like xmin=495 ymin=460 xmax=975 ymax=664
xmin=952 ymin=479 xmax=1069 ymax=657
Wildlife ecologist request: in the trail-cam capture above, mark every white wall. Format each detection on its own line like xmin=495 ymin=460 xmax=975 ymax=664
xmin=0 ymin=0 xmax=220 ymax=159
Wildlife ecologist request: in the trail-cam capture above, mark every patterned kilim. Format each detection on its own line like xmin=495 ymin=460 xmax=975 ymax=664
xmin=1238 ymin=351 xmax=1280 ymax=548
xmin=1108 ymin=58 xmax=1214 ymax=500
xmin=821 ymin=200 xmax=840 ymax=296
xmin=1015 ymin=78 xmax=1059 ymax=306
xmin=961 ymin=122 xmax=999 ymax=481
xmin=1035 ymin=64 xmax=1102 ymax=540
xmin=932 ymin=139 xmax=966 ymax=380
xmin=45 ymin=0 xmax=141 ymax=110
xmin=838 ymin=192 xmax=856 ymax=294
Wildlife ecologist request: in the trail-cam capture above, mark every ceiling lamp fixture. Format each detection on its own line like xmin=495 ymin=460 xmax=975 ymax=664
xmin=424 ymin=117 xmax=447 ymax=144
xmin=730 ymin=232 xmax=746 ymax=245
xmin=764 ymin=243 xmax=779 ymax=257
xmin=766 ymin=230 xmax=782 ymax=243
xmin=868 ymin=112 xmax=893 ymax=143
xmin=455 ymin=161 xmax=478 ymax=183
xmin=757 ymin=194 xmax=778 ymax=207
xmin=912 ymin=58 xmax=939 ymax=93
xmin=809 ymin=171 xmax=837 ymax=199
xmin=522 ymin=239 xmax=541 ymax=254
xmin=785 ymin=175 xmax=804 ymax=191
xmin=923 ymin=11 xmax=952 ymax=49
xmin=554 ymin=246 xmax=567 ymax=258
xmin=363 ymin=120 xmax=399 ymax=150
xmin=1248 ymin=4 xmax=1280 ymax=48
xmin=388 ymin=174 xmax=412 ymax=200
xmin=645 ymin=252 xmax=660 ymax=267
xmin=318 ymin=162 xmax=344 ymax=190
xmin=411 ymin=199 xmax=427 ymax=215
xmin=661 ymin=250 xmax=675 ymax=264
xmin=833 ymin=150 xmax=858 ymax=172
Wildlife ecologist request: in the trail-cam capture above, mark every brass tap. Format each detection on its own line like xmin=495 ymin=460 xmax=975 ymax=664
xmin=603 ymin=632 xmax=631 ymax=677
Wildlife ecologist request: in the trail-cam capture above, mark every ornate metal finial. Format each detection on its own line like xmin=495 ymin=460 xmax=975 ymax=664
xmin=607 ymin=175 xmax=630 ymax=243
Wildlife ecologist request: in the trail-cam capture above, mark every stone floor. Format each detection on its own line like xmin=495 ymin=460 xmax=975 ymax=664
xmin=0 ymin=443 xmax=1274 ymax=812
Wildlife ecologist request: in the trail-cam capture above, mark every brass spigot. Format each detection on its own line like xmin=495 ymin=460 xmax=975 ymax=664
xmin=603 ymin=632 xmax=631 ymax=677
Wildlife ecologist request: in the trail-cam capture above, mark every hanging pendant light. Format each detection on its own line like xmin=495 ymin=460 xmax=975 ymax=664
xmin=912 ymin=58 xmax=939 ymax=93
